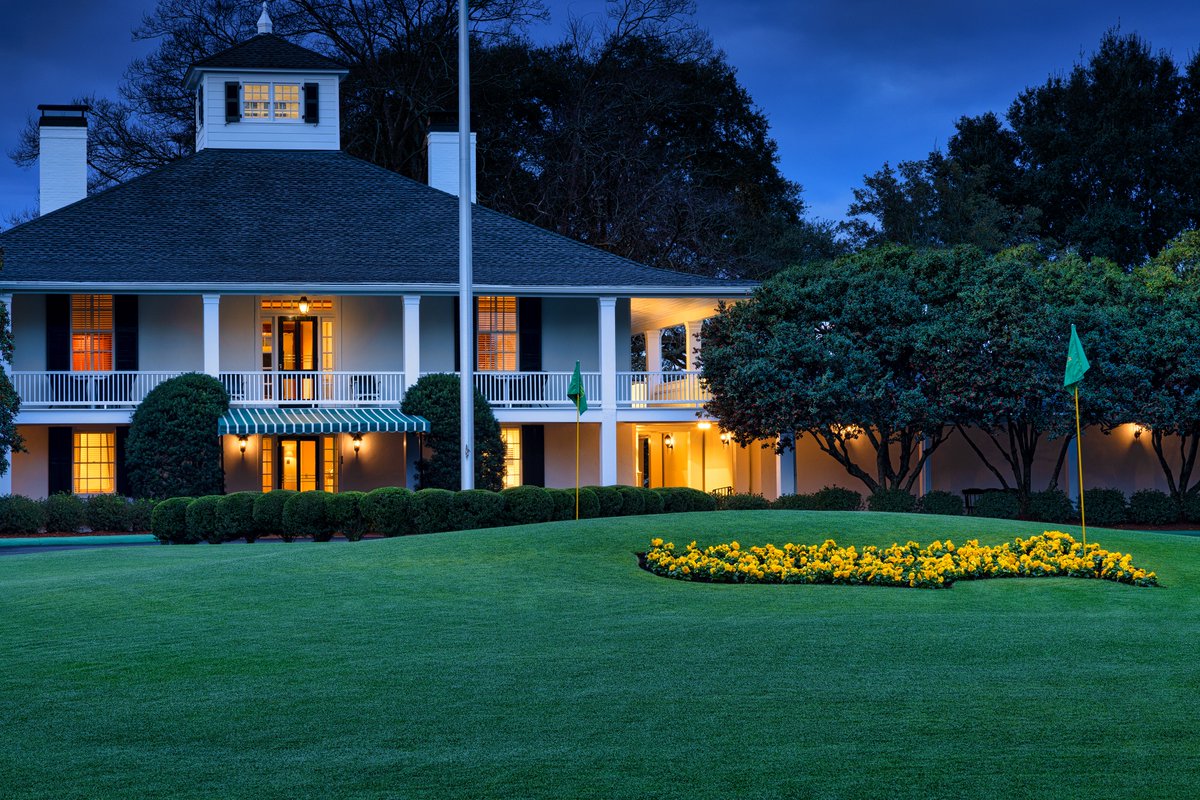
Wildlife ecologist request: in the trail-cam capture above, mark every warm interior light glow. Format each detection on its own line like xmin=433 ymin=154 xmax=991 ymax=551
xmin=352 ymin=433 xmax=363 ymax=454
xmin=697 ymin=420 xmax=712 ymax=430
xmin=664 ymin=433 xmax=675 ymax=449
xmin=298 ymin=295 xmax=310 ymax=314
xmin=719 ymin=432 xmax=731 ymax=446
xmin=238 ymin=435 xmax=248 ymax=454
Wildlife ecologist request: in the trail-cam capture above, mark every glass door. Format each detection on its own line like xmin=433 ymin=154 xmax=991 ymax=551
xmin=279 ymin=316 xmax=318 ymax=402
xmin=280 ymin=438 xmax=320 ymax=492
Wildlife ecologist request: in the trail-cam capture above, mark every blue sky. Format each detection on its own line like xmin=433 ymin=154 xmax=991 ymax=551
xmin=3 ymin=1 xmax=1200 ymax=223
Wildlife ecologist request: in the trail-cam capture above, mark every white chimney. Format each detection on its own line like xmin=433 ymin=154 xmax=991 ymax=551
xmin=38 ymin=104 xmax=88 ymax=215
xmin=426 ymin=124 xmax=477 ymax=202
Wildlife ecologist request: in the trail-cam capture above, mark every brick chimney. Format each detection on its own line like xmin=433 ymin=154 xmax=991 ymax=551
xmin=38 ymin=104 xmax=89 ymax=215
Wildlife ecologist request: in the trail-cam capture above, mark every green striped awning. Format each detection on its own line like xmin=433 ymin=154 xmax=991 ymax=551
xmin=218 ymin=407 xmax=430 ymax=435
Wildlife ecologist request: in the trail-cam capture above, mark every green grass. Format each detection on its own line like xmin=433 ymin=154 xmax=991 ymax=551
xmin=1 ymin=512 xmax=1197 ymax=799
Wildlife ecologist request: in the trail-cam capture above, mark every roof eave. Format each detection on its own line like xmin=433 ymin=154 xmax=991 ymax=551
xmin=184 ymin=64 xmax=350 ymax=89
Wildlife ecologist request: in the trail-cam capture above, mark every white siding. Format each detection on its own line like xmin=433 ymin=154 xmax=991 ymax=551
xmin=340 ymin=296 xmax=405 ymax=371
xmin=542 ymin=298 xmax=599 ymax=371
xmin=219 ymin=295 xmax=256 ymax=371
xmin=419 ymin=296 xmax=456 ymax=373
xmin=39 ymin=126 xmax=87 ymax=213
xmin=140 ymin=295 xmax=203 ymax=371
xmin=11 ymin=294 xmax=45 ymax=371
xmin=199 ymin=72 xmax=341 ymax=151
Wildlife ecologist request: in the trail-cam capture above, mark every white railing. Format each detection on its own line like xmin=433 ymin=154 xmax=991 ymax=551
xmin=220 ymin=371 xmax=405 ymax=406
xmin=420 ymin=371 xmax=603 ymax=408
xmin=617 ymin=370 xmax=709 ymax=408
xmin=11 ymin=371 xmax=185 ymax=408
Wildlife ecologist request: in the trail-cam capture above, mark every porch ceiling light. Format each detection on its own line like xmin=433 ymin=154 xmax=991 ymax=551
xmin=697 ymin=420 xmax=712 ymax=430
xmin=664 ymin=433 xmax=675 ymax=449
xmin=298 ymin=295 xmax=310 ymax=314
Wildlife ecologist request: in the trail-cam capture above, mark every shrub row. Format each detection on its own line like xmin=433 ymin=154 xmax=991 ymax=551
xmin=0 ymin=493 xmax=158 ymax=535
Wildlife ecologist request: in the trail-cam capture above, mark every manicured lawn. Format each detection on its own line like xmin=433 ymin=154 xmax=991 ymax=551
xmin=1 ymin=511 xmax=1197 ymax=799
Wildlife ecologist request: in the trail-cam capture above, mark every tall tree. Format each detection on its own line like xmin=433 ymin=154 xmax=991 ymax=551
xmin=0 ymin=298 xmax=23 ymax=477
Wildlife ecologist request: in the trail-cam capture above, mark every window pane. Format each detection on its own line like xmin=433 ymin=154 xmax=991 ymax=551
xmin=243 ymin=84 xmax=270 ymax=119
xmin=261 ymin=435 xmax=274 ymax=493
xmin=73 ymin=431 xmax=115 ymax=495
xmin=71 ymin=295 xmax=113 ymax=372
xmin=501 ymin=426 xmax=522 ymax=489
xmin=274 ymin=84 xmax=300 ymax=119
xmin=323 ymin=436 xmax=338 ymax=493
xmin=477 ymin=296 xmax=518 ymax=372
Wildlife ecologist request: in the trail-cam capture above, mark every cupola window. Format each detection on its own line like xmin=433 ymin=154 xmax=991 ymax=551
xmin=241 ymin=83 xmax=301 ymax=121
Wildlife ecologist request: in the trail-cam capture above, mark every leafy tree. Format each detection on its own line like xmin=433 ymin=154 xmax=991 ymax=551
xmin=0 ymin=298 xmax=23 ymax=477
xmin=400 ymin=373 xmax=504 ymax=491
xmin=702 ymin=245 xmax=978 ymax=493
xmin=126 ymin=373 xmax=229 ymax=499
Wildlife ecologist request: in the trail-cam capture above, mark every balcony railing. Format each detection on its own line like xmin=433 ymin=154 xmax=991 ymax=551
xmin=473 ymin=370 xmax=601 ymax=409
xmin=219 ymin=371 xmax=405 ymax=406
xmin=617 ymin=371 xmax=709 ymax=408
xmin=11 ymin=371 xmax=185 ymax=408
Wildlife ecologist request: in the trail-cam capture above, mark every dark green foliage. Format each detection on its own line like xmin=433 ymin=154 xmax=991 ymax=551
xmin=328 ymin=491 xmax=368 ymax=541
xmin=412 ymin=489 xmax=457 ymax=534
xmin=282 ymin=491 xmax=333 ymax=541
xmin=771 ymin=493 xmax=818 ymax=511
xmin=1183 ymin=491 xmax=1200 ymax=524
xmin=0 ymin=300 xmax=22 ymax=479
xmin=813 ymin=487 xmax=863 ymax=512
xmin=1128 ymin=489 xmax=1179 ymax=526
xmin=360 ymin=487 xmax=415 ymax=537
xmin=128 ymin=498 xmax=157 ymax=532
xmin=577 ymin=488 xmax=601 ymax=520
xmin=546 ymin=488 xmax=577 ymax=521
xmin=401 ymin=374 xmax=504 ymax=492
xmin=719 ymin=493 xmax=770 ymax=511
xmin=654 ymin=487 xmax=717 ymax=513
xmin=974 ymin=491 xmax=1020 ymax=520
xmin=217 ymin=492 xmax=258 ymax=543
xmin=639 ymin=487 xmax=665 ymax=515
xmin=867 ymin=489 xmax=916 ymax=514
xmin=186 ymin=495 xmax=224 ymax=544
xmin=453 ymin=489 xmax=507 ymax=530
xmin=151 ymin=497 xmax=193 ymax=544
xmin=252 ymin=490 xmax=296 ymax=539
xmin=85 ymin=494 xmax=130 ymax=533
xmin=587 ymin=486 xmax=624 ymax=517
xmin=42 ymin=492 xmax=85 ymax=533
xmin=125 ymin=373 xmax=229 ymax=499
xmin=1026 ymin=489 xmax=1075 ymax=524
xmin=1083 ymin=488 xmax=1128 ymax=527
xmin=616 ymin=486 xmax=646 ymax=515
xmin=915 ymin=490 xmax=963 ymax=517
xmin=501 ymin=486 xmax=553 ymax=526
xmin=0 ymin=495 xmax=45 ymax=534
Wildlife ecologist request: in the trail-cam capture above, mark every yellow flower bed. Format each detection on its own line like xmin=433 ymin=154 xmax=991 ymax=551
xmin=643 ymin=531 xmax=1158 ymax=589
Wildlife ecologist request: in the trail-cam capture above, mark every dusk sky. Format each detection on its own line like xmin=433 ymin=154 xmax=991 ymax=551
xmin=2 ymin=1 xmax=1200 ymax=224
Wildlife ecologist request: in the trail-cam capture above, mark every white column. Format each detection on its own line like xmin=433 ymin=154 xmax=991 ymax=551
xmin=599 ymin=297 xmax=618 ymax=486
xmin=0 ymin=293 xmax=12 ymax=496
xmin=402 ymin=295 xmax=421 ymax=393
xmin=684 ymin=319 xmax=704 ymax=371
xmin=919 ymin=436 xmax=933 ymax=496
xmin=777 ymin=434 xmax=798 ymax=497
xmin=202 ymin=294 xmax=220 ymax=377
xmin=644 ymin=329 xmax=662 ymax=373
xmin=1066 ymin=438 xmax=1079 ymax=502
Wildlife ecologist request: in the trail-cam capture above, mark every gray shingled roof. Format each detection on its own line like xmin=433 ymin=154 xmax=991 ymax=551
xmin=0 ymin=149 xmax=755 ymax=294
xmin=189 ymin=34 xmax=346 ymax=74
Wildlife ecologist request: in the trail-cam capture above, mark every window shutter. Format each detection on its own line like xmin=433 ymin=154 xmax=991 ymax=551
xmin=114 ymin=295 xmax=138 ymax=371
xmin=517 ymin=298 xmax=542 ymax=372
xmin=45 ymin=295 xmax=70 ymax=371
xmin=197 ymin=86 xmax=204 ymax=127
xmin=452 ymin=297 xmax=480 ymax=372
xmin=303 ymin=83 xmax=319 ymax=123
xmin=225 ymin=82 xmax=240 ymax=122
xmin=521 ymin=425 xmax=545 ymax=487
xmin=115 ymin=427 xmax=131 ymax=497
xmin=48 ymin=427 xmax=73 ymax=496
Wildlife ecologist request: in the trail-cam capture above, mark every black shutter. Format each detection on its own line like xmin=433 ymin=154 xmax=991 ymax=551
xmin=197 ymin=86 xmax=204 ymax=126
xmin=48 ymin=427 xmax=72 ymax=496
xmin=303 ymin=82 xmax=319 ymax=123
xmin=115 ymin=427 xmax=130 ymax=497
xmin=521 ymin=425 xmax=545 ymax=487
xmin=453 ymin=297 xmax=459 ymax=372
xmin=114 ymin=295 xmax=138 ymax=371
xmin=452 ymin=297 xmax=479 ymax=372
xmin=46 ymin=295 xmax=70 ymax=371
xmin=517 ymin=298 xmax=542 ymax=372
xmin=225 ymin=82 xmax=240 ymax=122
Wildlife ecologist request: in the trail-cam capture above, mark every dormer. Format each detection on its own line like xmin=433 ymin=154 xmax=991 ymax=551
xmin=185 ymin=4 xmax=348 ymax=152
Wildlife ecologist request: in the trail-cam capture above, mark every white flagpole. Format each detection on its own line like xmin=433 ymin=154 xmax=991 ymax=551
xmin=458 ymin=0 xmax=474 ymax=490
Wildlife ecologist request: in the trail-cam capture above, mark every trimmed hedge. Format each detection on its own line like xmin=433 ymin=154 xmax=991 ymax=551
xmin=915 ymin=490 xmax=962 ymax=516
xmin=253 ymin=490 xmax=297 ymax=539
xmin=577 ymin=487 xmax=601 ymax=519
xmin=361 ymin=487 xmax=415 ymax=537
xmin=329 ymin=491 xmax=368 ymax=541
xmin=218 ymin=492 xmax=259 ymax=543
xmin=546 ymin=488 xmax=577 ymax=521
xmin=1183 ymin=491 xmax=1200 ymax=524
xmin=186 ymin=495 xmax=225 ymax=544
xmin=43 ymin=492 xmax=85 ymax=534
xmin=975 ymin=490 xmax=1020 ymax=520
xmin=86 ymin=494 xmax=131 ymax=532
xmin=501 ymin=485 xmax=553 ymax=526
xmin=588 ymin=486 xmax=624 ymax=517
xmin=129 ymin=498 xmax=157 ymax=533
xmin=454 ymin=489 xmax=507 ymax=530
xmin=283 ymin=491 xmax=334 ymax=541
xmin=867 ymin=489 xmax=916 ymax=514
xmin=1083 ymin=488 xmax=1127 ymax=527
xmin=151 ymin=497 xmax=193 ymax=544
xmin=772 ymin=493 xmax=817 ymax=511
xmin=812 ymin=487 xmax=862 ymax=512
xmin=0 ymin=495 xmax=46 ymax=534
xmin=640 ymin=487 xmax=665 ymax=515
xmin=412 ymin=488 xmax=457 ymax=534
xmin=1026 ymin=489 xmax=1074 ymax=524
xmin=617 ymin=486 xmax=646 ymax=516
xmin=719 ymin=492 xmax=770 ymax=511
xmin=1128 ymin=489 xmax=1178 ymax=526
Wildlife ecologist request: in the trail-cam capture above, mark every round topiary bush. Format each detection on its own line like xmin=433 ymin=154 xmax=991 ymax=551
xmin=974 ymin=490 xmax=1020 ymax=520
xmin=282 ymin=491 xmax=333 ymax=541
xmin=217 ymin=492 xmax=259 ymax=543
xmin=663 ymin=487 xmax=716 ymax=512
xmin=545 ymin=488 xmax=576 ymax=521
xmin=412 ymin=488 xmax=457 ymax=534
xmin=0 ymin=495 xmax=46 ymax=534
xmin=452 ymin=489 xmax=506 ymax=530
xmin=85 ymin=494 xmax=131 ymax=533
xmin=328 ymin=491 xmax=368 ymax=541
xmin=722 ymin=492 xmax=770 ymax=511
xmin=401 ymin=374 xmax=505 ymax=491
xmin=586 ymin=486 xmax=624 ymax=517
xmin=360 ymin=487 xmax=415 ymax=537
xmin=128 ymin=498 xmax=157 ymax=532
xmin=126 ymin=373 xmax=229 ymax=499
xmin=772 ymin=493 xmax=817 ymax=511
xmin=1082 ymin=488 xmax=1127 ymax=527
xmin=501 ymin=485 xmax=553 ymax=525
xmin=252 ymin=490 xmax=296 ymax=540
xmin=813 ymin=487 xmax=863 ymax=511
xmin=186 ymin=495 xmax=225 ymax=544
xmin=1026 ymin=489 xmax=1074 ymax=524
xmin=577 ymin=487 xmax=601 ymax=519
xmin=639 ymin=487 xmax=665 ymax=515
xmin=151 ymin=497 xmax=193 ymax=544
xmin=915 ymin=490 xmax=963 ymax=516
xmin=867 ymin=488 xmax=916 ymax=514
xmin=42 ymin=492 xmax=85 ymax=533
xmin=1128 ymin=489 xmax=1178 ymax=526
xmin=616 ymin=486 xmax=646 ymax=515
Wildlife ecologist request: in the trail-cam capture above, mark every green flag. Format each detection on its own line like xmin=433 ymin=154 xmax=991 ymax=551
xmin=567 ymin=360 xmax=588 ymax=415
xmin=1063 ymin=324 xmax=1090 ymax=390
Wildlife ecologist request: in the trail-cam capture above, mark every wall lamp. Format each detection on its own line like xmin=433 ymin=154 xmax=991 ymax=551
xmin=352 ymin=433 xmax=363 ymax=457
xmin=237 ymin=435 xmax=248 ymax=457
xmin=664 ymin=433 xmax=675 ymax=450
xmin=298 ymin=295 xmax=310 ymax=314
xmin=719 ymin=432 xmax=731 ymax=447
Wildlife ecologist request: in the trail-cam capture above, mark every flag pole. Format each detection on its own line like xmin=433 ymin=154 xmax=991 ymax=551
xmin=575 ymin=405 xmax=580 ymax=520
xmin=457 ymin=0 xmax=474 ymax=490
xmin=1075 ymin=385 xmax=1086 ymax=550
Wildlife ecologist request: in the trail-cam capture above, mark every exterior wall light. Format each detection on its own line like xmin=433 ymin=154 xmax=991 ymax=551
xmin=719 ymin=432 xmax=731 ymax=446
xmin=664 ymin=433 xmax=675 ymax=450
xmin=298 ymin=295 xmax=310 ymax=314
xmin=697 ymin=420 xmax=712 ymax=430
xmin=352 ymin=433 xmax=363 ymax=457
xmin=237 ymin=435 xmax=248 ymax=457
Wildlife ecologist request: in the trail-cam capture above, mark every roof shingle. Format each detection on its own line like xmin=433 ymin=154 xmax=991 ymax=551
xmin=189 ymin=34 xmax=347 ymax=74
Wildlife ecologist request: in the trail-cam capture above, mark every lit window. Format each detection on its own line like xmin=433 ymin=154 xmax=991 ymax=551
xmin=243 ymin=83 xmax=270 ymax=119
xmin=261 ymin=435 xmax=274 ymax=492
xmin=73 ymin=432 xmax=115 ymax=495
xmin=274 ymin=84 xmax=300 ymax=119
xmin=501 ymin=426 xmax=522 ymax=489
xmin=477 ymin=296 xmax=518 ymax=371
xmin=323 ymin=435 xmax=338 ymax=493
xmin=71 ymin=295 xmax=113 ymax=372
